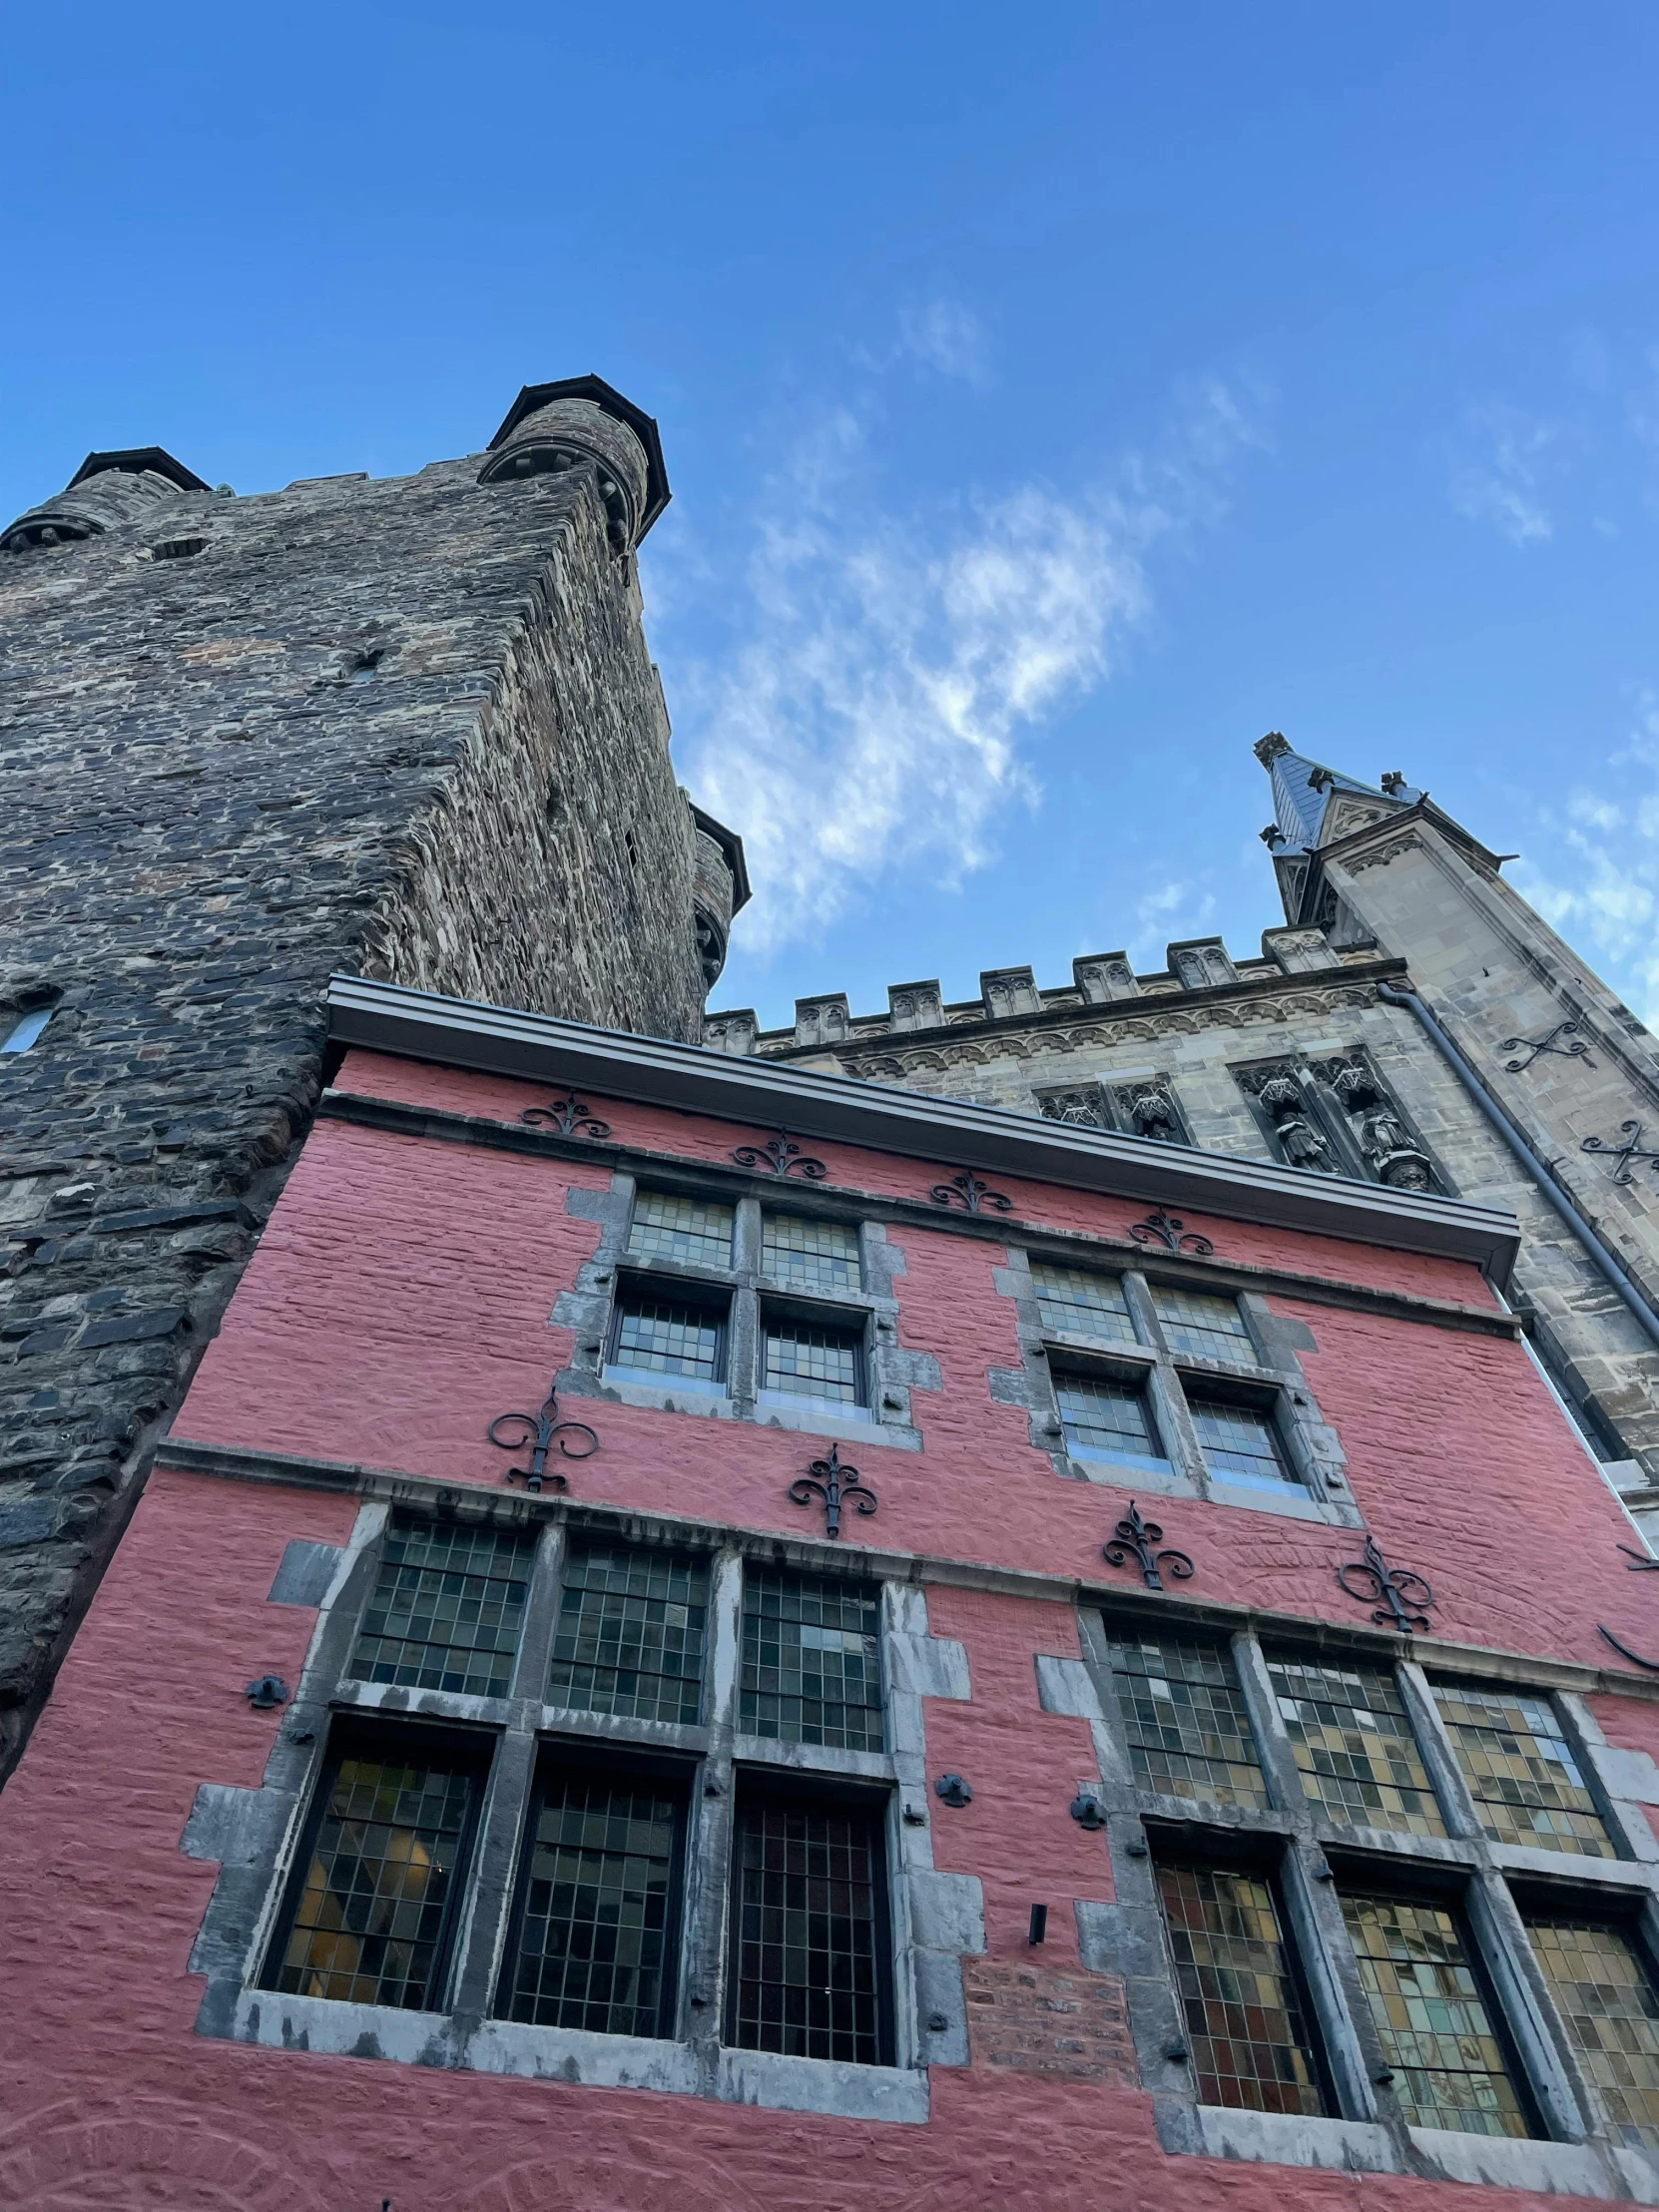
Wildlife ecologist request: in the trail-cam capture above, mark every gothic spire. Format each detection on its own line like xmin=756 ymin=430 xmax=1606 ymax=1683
xmin=1252 ymin=731 xmax=1419 ymax=854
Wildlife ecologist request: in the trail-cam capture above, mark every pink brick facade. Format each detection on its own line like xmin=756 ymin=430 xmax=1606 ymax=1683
xmin=7 ymin=1004 xmax=1659 ymax=2209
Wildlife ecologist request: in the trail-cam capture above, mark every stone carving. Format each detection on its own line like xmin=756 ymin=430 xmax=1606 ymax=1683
xmin=1119 ymin=1080 xmax=1181 ymax=1143
xmin=888 ymin=979 xmax=944 ymax=1032
xmin=1254 ymin=730 xmax=1292 ymax=766
xmin=1345 ymin=831 xmax=1423 ymax=874
xmin=1038 ymin=1086 xmax=1109 ymax=1130
xmin=794 ymin=994 xmax=849 ymax=1049
xmin=1169 ymin=940 xmax=1237 ymax=991
xmin=1073 ymin=954 xmax=1140 ymax=1004
xmin=981 ymin=966 xmax=1040 ymax=1018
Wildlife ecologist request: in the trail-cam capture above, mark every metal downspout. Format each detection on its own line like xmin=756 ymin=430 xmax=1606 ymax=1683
xmin=1375 ymin=978 xmax=1659 ymax=1353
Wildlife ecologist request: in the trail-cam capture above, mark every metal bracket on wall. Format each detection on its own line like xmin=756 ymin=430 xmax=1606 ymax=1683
xmin=1500 ymin=1020 xmax=1594 ymax=1074
xmin=520 ymin=1090 xmax=612 ymax=1138
xmin=1336 ymin=1533 xmax=1434 ymax=1634
xmin=1128 ymin=1207 xmax=1215 ymax=1255
xmin=788 ymin=1440 xmax=877 ymax=1539
xmin=1582 ymin=1121 xmax=1659 ymax=1186
xmin=732 ymin=1130 xmax=828 ymax=1179
xmin=488 ymin=1383 xmax=599 ymax=1490
xmin=926 ymin=1168 xmax=1013 ymax=1215
xmin=1102 ymin=1500 xmax=1195 ymax=1591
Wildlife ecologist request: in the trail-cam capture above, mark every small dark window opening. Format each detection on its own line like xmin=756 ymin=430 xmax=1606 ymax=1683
xmin=347 ymin=647 xmax=384 ymax=682
xmin=726 ymin=1777 xmax=894 ymax=2066
xmin=261 ymin=1721 xmax=489 ymax=2012
xmin=498 ymin=1753 xmax=691 ymax=2038
xmin=625 ymin=828 xmax=640 ymax=868
xmin=150 ymin=536 xmax=207 ymax=561
xmin=2 ymin=1003 xmax=54 ymax=1055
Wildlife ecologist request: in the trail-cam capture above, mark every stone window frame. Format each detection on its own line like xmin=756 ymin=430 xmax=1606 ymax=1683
xmin=1050 ymin=1605 xmax=1659 ymax=2196
xmin=553 ymin=1173 xmax=941 ymax=1453
xmin=991 ymin=1249 xmax=1360 ymax=1527
xmin=183 ymin=1498 xmax=980 ymax=2124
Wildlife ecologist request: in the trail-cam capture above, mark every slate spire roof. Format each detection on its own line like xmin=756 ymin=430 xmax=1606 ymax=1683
xmin=1252 ymin=731 xmax=1420 ymax=852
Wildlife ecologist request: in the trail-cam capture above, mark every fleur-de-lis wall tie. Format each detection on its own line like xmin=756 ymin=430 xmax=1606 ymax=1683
xmin=488 ymin=1384 xmax=600 ymax=1491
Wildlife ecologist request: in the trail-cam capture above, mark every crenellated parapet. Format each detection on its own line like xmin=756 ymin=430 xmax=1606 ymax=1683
xmin=705 ymin=925 xmax=1363 ymax=1058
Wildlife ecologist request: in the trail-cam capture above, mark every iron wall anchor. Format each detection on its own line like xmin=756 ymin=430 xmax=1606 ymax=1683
xmin=488 ymin=1384 xmax=599 ymax=1491
xmin=926 ymin=1169 xmax=1013 ymax=1215
xmin=1129 ymin=1207 xmax=1214 ymax=1255
xmin=935 ymin=1773 xmax=973 ymax=1808
xmin=1102 ymin=1500 xmax=1194 ymax=1591
xmin=521 ymin=1091 xmax=612 ymax=1139
xmin=1336 ymin=1533 xmax=1434 ymax=1634
xmin=789 ymin=1440 xmax=877 ymax=1538
xmin=732 ymin=1130 xmax=828 ymax=1180
xmin=246 ymin=1674 xmax=290 ymax=1709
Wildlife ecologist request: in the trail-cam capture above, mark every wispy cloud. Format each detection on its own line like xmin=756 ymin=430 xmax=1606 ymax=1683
xmin=661 ymin=375 xmax=1262 ymax=960
xmin=1127 ymin=878 xmax=1218 ymax=967
xmin=853 ymin=296 xmax=995 ymax=388
xmin=1513 ymin=696 xmax=1659 ymax=1025
xmin=1449 ymin=403 xmax=1558 ymax=545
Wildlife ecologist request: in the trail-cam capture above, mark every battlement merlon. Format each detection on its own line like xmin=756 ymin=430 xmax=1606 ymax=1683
xmin=704 ymin=925 xmax=1381 ymax=1057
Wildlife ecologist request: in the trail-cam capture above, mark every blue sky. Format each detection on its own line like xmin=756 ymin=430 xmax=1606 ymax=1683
xmin=9 ymin=6 xmax=1659 ymax=1027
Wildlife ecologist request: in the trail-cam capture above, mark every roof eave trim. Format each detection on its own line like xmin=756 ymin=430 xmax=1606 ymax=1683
xmin=323 ymin=976 xmax=1520 ymax=1284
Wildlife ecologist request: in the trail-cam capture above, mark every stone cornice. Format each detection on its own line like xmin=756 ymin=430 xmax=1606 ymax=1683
xmin=315 ymin=1085 xmax=1521 ymax=1337
xmin=325 ymin=973 xmax=1520 ymax=1279
xmin=156 ymin=1434 xmax=1659 ymax=1705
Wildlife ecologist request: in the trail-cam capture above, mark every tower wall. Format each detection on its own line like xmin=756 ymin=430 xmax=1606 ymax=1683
xmin=0 ymin=396 xmax=737 ymax=1777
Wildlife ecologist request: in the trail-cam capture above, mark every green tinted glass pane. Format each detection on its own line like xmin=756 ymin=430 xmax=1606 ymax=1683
xmin=1031 ymin=1263 xmax=1138 ymax=1345
xmin=1108 ymin=1634 xmax=1268 ymax=1808
xmin=613 ymin=1297 xmax=724 ymax=1382
xmin=741 ymin=1569 xmax=883 ymax=1751
xmin=1056 ymin=1375 xmax=1160 ymax=1458
xmin=1268 ymin=1656 xmax=1445 ymax=1837
xmin=762 ymin=1214 xmax=860 ymax=1292
xmin=1156 ymin=1860 xmax=1328 ymax=2114
xmin=547 ymin=1542 xmax=709 ymax=1724
xmin=350 ymin=1517 xmax=532 ymax=1699
xmin=628 ymin=1191 xmax=733 ymax=1268
xmin=1153 ymin=1285 xmax=1255 ymax=1363
xmin=1341 ymin=1893 xmax=1529 ymax=2137
xmin=1430 ymin=1684 xmax=1612 ymax=1857
xmin=1190 ymin=1398 xmax=1296 ymax=1489
xmin=763 ymin=1322 xmax=861 ymax=1403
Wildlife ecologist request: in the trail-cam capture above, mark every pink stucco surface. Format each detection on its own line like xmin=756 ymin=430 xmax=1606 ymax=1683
xmin=1 ymin=1051 xmax=1650 ymax=2207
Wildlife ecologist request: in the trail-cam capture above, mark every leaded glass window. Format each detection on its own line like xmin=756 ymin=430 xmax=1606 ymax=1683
xmin=1107 ymin=1633 xmax=1269 ymax=1808
xmin=1155 ymin=1859 xmax=1328 ymax=2114
xmin=763 ymin=1213 xmax=860 ymax=1293
xmin=1031 ymin=1262 xmax=1138 ymax=1346
xmin=1268 ymin=1656 xmax=1445 ymax=1837
xmin=502 ymin=1769 xmax=684 ymax=2037
xmin=350 ymin=1517 xmax=532 ymax=1699
xmin=1429 ymin=1684 xmax=1612 ymax=1858
xmin=728 ymin=1798 xmax=888 ymax=2064
xmin=1055 ymin=1373 xmax=1165 ymax=1464
xmin=267 ymin=1744 xmax=480 ymax=2008
xmin=628 ymin=1190 xmax=733 ymax=1269
xmin=741 ymin=1569 xmax=883 ymax=1751
xmin=762 ymin=1318 xmax=863 ymax=1405
xmin=547 ymin=1542 xmax=709 ymax=1724
xmin=1189 ymin=1395 xmax=1297 ymax=1490
xmin=1340 ymin=1892 xmax=1530 ymax=2137
xmin=1525 ymin=1916 xmax=1659 ymax=2148
xmin=1154 ymin=1285 xmax=1256 ymax=1364
xmin=609 ymin=1293 xmax=727 ymax=1383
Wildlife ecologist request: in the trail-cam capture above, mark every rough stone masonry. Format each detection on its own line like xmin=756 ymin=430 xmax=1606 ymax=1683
xmin=0 ymin=376 xmax=746 ymax=1780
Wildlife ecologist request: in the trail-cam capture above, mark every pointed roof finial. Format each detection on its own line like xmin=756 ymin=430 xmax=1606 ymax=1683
xmin=1255 ymin=731 xmax=1291 ymax=768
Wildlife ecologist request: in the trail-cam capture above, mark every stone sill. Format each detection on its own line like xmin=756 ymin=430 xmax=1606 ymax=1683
xmin=225 ymin=1990 xmax=927 ymax=2121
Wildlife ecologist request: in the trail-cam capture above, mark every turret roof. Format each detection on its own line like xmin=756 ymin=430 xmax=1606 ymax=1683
xmin=1253 ymin=732 xmax=1418 ymax=852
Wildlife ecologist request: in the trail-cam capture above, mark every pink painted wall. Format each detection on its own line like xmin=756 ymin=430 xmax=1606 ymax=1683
xmin=0 ymin=1465 xmax=1631 ymax=2211
xmin=1 ymin=1049 xmax=1651 ymax=2207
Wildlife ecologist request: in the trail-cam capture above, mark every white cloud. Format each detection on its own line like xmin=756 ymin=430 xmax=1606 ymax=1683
xmin=1449 ymin=403 xmax=1557 ymax=546
xmin=1512 ymin=699 xmax=1659 ymax=1026
xmin=894 ymin=299 xmax=993 ymax=388
xmin=661 ymin=381 xmax=1260 ymax=959
xmin=1127 ymin=878 xmax=1218 ymax=967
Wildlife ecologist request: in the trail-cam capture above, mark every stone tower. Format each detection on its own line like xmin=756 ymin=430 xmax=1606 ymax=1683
xmin=0 ymin=374 xmax=746 ymax=1779
xmin=705 ymin=736 xmax=1659 ymax=1523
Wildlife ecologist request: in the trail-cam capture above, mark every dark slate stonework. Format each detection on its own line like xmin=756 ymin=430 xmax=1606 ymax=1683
xmin=0 ymin=386 xmax=742 ymax=1779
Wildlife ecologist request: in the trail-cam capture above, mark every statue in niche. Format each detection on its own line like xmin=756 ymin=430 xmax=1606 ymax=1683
xmin=1124 ymin=1082 xmax=1180 ymax=1143
xmin=1255 ymin=1072 xmax=1334 ymax=1173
